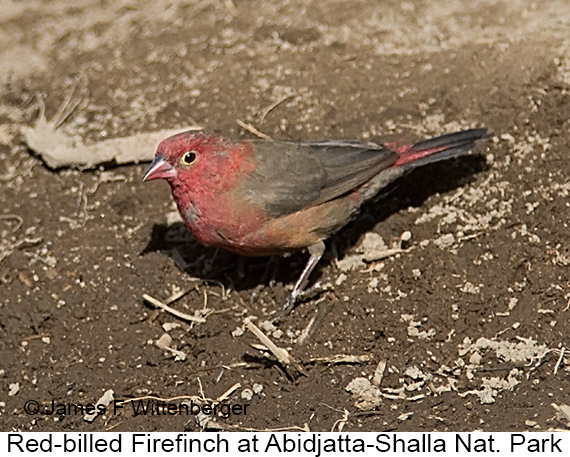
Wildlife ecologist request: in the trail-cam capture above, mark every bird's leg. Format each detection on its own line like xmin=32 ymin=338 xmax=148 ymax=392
xmin=281 ymin=241 xmax=325 ymax=313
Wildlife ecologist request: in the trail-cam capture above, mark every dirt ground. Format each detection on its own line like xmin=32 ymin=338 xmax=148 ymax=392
xmin=1 ymin=0 xmax=569 ymax=432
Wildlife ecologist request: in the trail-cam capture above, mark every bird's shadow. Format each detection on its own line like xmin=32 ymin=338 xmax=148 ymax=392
xmin=141 ymin=155 xmax=488 ymax=298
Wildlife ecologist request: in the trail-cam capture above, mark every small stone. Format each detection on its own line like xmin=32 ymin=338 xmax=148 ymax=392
xmin=162 ymin=322 xmax=181 ymax=332
xmin=500 ymin=133 xmax=516 ymax=143
xmin=434 ymin=233 xmax=455 ymax=249
xmin=8 ymin=383 xmax=20 ymax=396
xmin=469 ymin=352 xmax=482 ymax=365
xmin=401 ymin=231 xmax=412 ymax=248
xmin=241 ymin=389 xmax=253 ymax=401
xmin=335 ymin=273 xmax=347 ymax=286
xmin=336 ymin=254 xmax=365 ymax=271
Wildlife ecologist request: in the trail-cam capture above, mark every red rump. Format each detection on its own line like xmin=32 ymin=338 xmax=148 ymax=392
xmin=393 ymin=144 xmax=448 ymax=167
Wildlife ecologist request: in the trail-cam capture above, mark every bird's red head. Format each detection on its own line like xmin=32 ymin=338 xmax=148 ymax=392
xmin=144 ymin=131 xmax=225 ymax=182
xmin=143 ymin=130 xmax=255 ymax=201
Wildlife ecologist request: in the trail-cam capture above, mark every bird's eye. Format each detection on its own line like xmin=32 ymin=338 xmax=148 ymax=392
xmin=181 ymin=150 xmax=198 ymax=166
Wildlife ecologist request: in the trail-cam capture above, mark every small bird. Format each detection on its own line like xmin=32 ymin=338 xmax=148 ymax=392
xmin=143 ymin=128 xmax=489 ymax=311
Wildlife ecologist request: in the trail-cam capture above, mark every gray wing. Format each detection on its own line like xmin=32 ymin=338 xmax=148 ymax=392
xmin=304 ymin=140 xmax=398 ymax=205
xmin=241 ymin=139 xmax=398 ymax=217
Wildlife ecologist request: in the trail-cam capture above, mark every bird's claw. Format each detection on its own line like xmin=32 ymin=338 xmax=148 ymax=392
xmin=273 ymin=281 xmax=325 ymax=321
xmin=282 ymin=290 xmax=300 ymax=314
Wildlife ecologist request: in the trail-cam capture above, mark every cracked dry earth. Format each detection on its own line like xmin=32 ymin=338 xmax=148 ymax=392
xmin=1 ymin=0 xmax=570 ymax=432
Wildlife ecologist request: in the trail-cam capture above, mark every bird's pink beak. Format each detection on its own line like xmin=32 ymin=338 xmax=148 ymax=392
xmin=143 ymin=155 xmax=177 ymax=181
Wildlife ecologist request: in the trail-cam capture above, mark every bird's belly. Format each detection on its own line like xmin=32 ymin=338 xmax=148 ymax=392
xmin=181 ymin=193 xmax=359 ymax=257
xmin=236 ymin=196 xmax=359 ymax=255
xmin=188 ymin=220 xmax=283 ymax=256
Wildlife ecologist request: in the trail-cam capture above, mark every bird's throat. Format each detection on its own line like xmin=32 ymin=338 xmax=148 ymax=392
xmin=182 ymin=201 xmax=200 ymax=224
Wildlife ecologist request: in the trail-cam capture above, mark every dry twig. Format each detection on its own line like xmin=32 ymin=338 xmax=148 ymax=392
xmin=297 ymin=313 xmax=318 ymax=345
xmin=143 ymin=293 xmax=206 ymax=323
xmin=244 ymin=317 xmax=305 ymax=380
xmin=553 ymin=347 xmax=566 ymax=375
xmin=0 ymin=214 xmax=24 ymax=232
xmin=331 ymin=409 xmax=350 ymax=432
xmin=307 ymin=354 xmax=371 ymax=365
xmin=217 ymin=383 xmax=241 ymax=402
xmin=236 ymin=119 xmax=270 ymax=139
xmin=372 ymin=360 xmax=387 ymax=387
xmin=259 ymin=95 xmax=295 ymax=126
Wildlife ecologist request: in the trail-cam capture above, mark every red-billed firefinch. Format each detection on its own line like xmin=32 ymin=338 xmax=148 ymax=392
xmin=144 ymin=128 xmax=489 ymax=310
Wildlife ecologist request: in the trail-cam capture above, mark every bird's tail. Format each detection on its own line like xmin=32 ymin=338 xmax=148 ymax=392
xmin=393 ymin=128 xmax=491 ymax=169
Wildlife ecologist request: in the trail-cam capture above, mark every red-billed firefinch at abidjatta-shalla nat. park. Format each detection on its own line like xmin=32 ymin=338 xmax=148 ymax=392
xmin=144 ymin=128 xmax=490 ymax=312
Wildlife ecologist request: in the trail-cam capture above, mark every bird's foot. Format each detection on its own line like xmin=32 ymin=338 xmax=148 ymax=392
xmin=271 ymin=281 xmax=327 ymax=322
xmin=282 ymin=288 xmax=303 ymax=314
xmin=271 ymin=240 xmax=326 ymax=322
xmin=293 ymin=281 xmax=326 ymax=305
